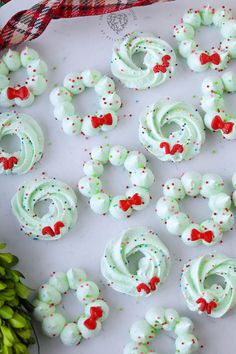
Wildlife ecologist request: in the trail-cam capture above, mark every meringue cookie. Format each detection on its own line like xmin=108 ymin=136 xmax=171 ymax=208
xmin=139 ymin=99 xmax=205 ymax=162
xmin=175 ymin=6 xmax=236 ymax=72
xmin=201 ymin=72 xmax=236 ymax=139
xmin=11 ymin=177 xmax=78 ymax=240
xmin=0 ymin=112 xmax=44 ymax=175
xmin=78 ymin=145 xmax=154 ymax=219
xmin=0 ymin=48 xmax=47 ymax=107
xmin=156 ymin=171 xmax=233 ymax=246
xmin=34 ymin=268 xmax=109 ymax=345
xmin=101 ymin=227 xmax=170 ymax=297
xmin=124 ymin=307 xmax=199 ymax=353
xmin=50 ymin=70 xmax=121 ymax=137
xmin=111 ymin=31 xmax=176 ymax=90
xmin=181 ymin=253 xmax=236 ymax=318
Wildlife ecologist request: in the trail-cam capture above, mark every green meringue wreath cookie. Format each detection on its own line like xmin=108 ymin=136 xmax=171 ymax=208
xmin=33 ymin=268 xmax=109 ymax=346
xmin=181 ymin=253 xmax=236 ymax=318
xmin=124 ymin=307 xmax=199 ymax=354
xmin=0 ymin=47 xmax=47 ymax=107
xmin=49 ymin=70 xmax=121 ymax=137
xmin=156 ymin=171 xmax=234 ymax=246
xmin=78 ymin=145 xmax=154 ymax=219
xmin=174 ymin=6 xmax=236 ymax=72
xmin=111 ymin=31 xmax=176 ymax=90
xmin=11 ymin=176 xmax=78 ymax=240
xmin=201 ymin=72 xmax=236 ymax=139
xmin=139 ymin=99 xmax=205 ymax=162
xmin=101 ymin=227 xmax=170 ymax=297
xmin=0 ymin=112 xmax=44 ymax=175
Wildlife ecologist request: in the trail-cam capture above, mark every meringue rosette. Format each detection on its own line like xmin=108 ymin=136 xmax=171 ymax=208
xmin=156 ymin=171 xmax=234 ymax=246
xmin=201 ymin=72 xmax=236 ymax=139
xmin=124 ymin=307 xmax=199 ymax=353
xmin=101 ymin=227 xmax=170 ymax=297
xmin=181 ymin=253 xmax=236 ymax=318
xmin=0 ymin=112 xmax=44 ymax=175
xmin=139 ymin=99 xmax=205 ymax=162
xmin=78 ymin=145 xmax=154 ymax=219
xmin=0 ymin=47 xmax=47 ymax=107
xmin=174 ymin=6 xmax=236 ymax=72
xmin=34 ymin=268 xmax=109 ymax=345
xmin=11 ymin=177 xmax=78 ymax=240
xmin=50 ymin=70 xmax=121 ymax=137
xmin=111 ymin=31 xmax=176 ymax=90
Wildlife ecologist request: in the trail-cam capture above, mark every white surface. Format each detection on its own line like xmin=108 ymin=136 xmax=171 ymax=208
xmin=1 ymin=0 xmax=236 ymax=353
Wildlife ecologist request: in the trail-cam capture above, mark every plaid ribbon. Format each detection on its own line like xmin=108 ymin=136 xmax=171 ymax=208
xmin=0 ymin=0 xmax=173 ymax=50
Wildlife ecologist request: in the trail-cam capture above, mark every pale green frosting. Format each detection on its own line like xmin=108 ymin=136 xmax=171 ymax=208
xmin=221 ymin=19 xmax=236 ymax=38
xmin=111 ymin=32 xmax=176 ymax=90
xmin=82 ymin=69 xmax=102 ymax=87
xmin=124 ymin=307 xmax=199 ymax=353
xmin=183 ymin=10 xmax=201 ymax=28
xmin=0 ymin=112 xmax=44 ymax=175
xmin=90 ymin=193 xmax=110 ymax=214
xmin=156 ymin=172 xmax=233 ymax=246
xmin=3 ymin=49 xmax=21 ymax=71
xmin=26 ymin=59 xmax=48 ymax=76
xmin=42 ymin=313 xmax=66 ymax=337
xmin=54 ymin=101 xmax=75 ymax=120
xmin=78 ymin=176 xmax=102 ymax=197
xmin=83 ymin=160 xmax=104 ymax=177
xmin=48 ymin=272 xmax=69 ymax=293
xmin=130 ymin=168 xmax=154 ymax=188
xmin=109 ymin=145 xmax=128 ymax=166
xmin=174 ymin=23 xmax=195 ymax=41
xmin=94 ymin=76 xmax=115 ymax=95
xmin=101 ymin=227 xmax=170 ymax=297
xmin=139 ymin=99 xmax=205 ymax=162
xmin=213 ymin=8 xmax=232 ymax=27
xmin=62 ymin=115 xmax=82 ymax=135
xmin=76 ymin=281 xmax=100 ymax=304
xmin=221 ymin=38 xmax=236 ymax=58
xmin=20 ymin=47 xmax=39 ymax=67
xmin=60 ymin=323 xmax=81 ymax=346
xmin=11 ymin=177 xmax=78 ymax=240
xmin=124 ymin=151 xmax=146 ymax=171
xmin=181 ymin=253 xmax=236 ymax=318
xmin=199 ymin=6 xmax=214 ymax=25
xmin=66 ymin=268 xmax=87 ymax=289
xmin=63 ymin=72 xmax=85 ymax=94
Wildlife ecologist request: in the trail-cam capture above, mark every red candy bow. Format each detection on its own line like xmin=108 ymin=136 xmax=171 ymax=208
xmin=91 ymin=113 xmax=113 ymax=128
xmin=211 ymin=115 xmax=234 ymax=135
xmin=196 ymin=298 xmax=217 ymax=315
xmin=119 ymin=193 xmax=143 ymax=212
xmin=153 ymin=55 xmax=171 ymax=73
xmin=84 ymin=306 xmax=103 ymax=330
xmin=200 ymin=52 xmax=221 ymax=66
xmin=0 ymin=156 xmax=18 ymax=170
xmin=160 ymin=142 xmax=184 ymax=155
xmin=42 ymin=221 xmax=65 ymax=237
xmin=136 ymin=276 xmax=160 ymax=294
xmin=7 ymin=86 xmax=30 ymax=100
xmin=190 ymin=228 xmax=213 ymax=243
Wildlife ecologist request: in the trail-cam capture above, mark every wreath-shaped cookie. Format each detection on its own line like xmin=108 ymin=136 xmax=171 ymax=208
xmin=49 ymin=70 xmax=121 ymax=137
xmin=156 ymin=171 xmax=234 ymax=246
xmin=101 ymin=227 xmax=170 ymax=297
xmin=0 ymin=112 xmax=44 ymax=175
xmin=181 ymin=253 xmax=236 ymax=318
xmin=174 ymin=6 xmax=236 ymax=72
xmin=201 ymin=72 xmax=236 ymax=139
xmin=111 ymin=31 xmax=176 ymax=90
xmin=33 ymin=268 xmax=109 ymax=346
xmin=124 ymin=307 xmax=199 ymax=354
xmin=78 ymin=145 xmax=154 ymax=219
xmin=11 ymin=177 xmax=78 ymax=240
xmin=0 ymin=47 xmax=47 ymax=107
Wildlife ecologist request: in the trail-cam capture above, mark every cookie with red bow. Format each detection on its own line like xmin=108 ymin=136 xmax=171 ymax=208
xmin=78 ymin=144 xmax=154 ymax=219
xmin=33 ymin=268 xmax=109 ymax=345
xmin=174 ymin=6 xmax=236 ymax=72
xmin=201 ymin=72 xmax=236 ymax=139
xmin=156 ymin=171 xmax=234 ymax=246
xmin=49 ymin=70 xmax=121 ymax=137
xmin=0 ymin=47 xmax=47 ymax=107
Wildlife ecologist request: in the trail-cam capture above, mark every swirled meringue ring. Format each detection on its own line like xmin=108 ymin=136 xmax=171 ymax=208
xmin=78 ymin=145 xmax=154 ymax=219
xmin=0 ymin=47 xmax=47 ymax=107
xmin=156 ymin=171 xmax=234 ymax=246
xmin=181 ymin=253 xmax=236 ymax=318
xmin=49 ymin=70 xmax=121 ymax=137
xmin=0 ymin=112 xmax=44 ymax=175
xmin=101 ymin=227 xmax=171 ymax=297
xmin=111 ymin=32 xmax=176 ymax=90
xmin=139 ymin=99 xmax=205 ymax=162
xmin=124 ymin=307 xmax=199 ymax=354
xmin=11 ymin=177 xmax=78 ymax=240
xmin=174 ymin=6 xmax=236 ymax=72
xmin=201 ymin=72 xmax=236 ymax=139
xmin=33 ymin=268 xmax=109 ymax=346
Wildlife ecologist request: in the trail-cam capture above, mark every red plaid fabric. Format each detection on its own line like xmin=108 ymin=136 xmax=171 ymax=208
xmin=0 ymin=0 xmax=173 ymax=50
